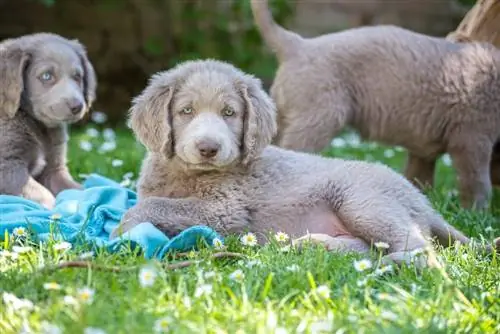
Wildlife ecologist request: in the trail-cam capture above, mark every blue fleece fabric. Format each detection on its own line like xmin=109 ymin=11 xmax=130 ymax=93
xmin=0 ymin=174 xmax=222 ymax=259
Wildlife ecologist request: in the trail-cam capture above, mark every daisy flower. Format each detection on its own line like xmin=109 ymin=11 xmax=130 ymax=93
xmin=12 ymin=226 xmax=27 ymax=238
xmin=313 ymin=285 xmax=331 ymax=299
xmin=76 ymin=287 xmax=95 ymax=305
xmin=78 ymin=251 xmax=95 ymax=260
xmin=2 ymin=292 xmax=34 ymax=311
xmin=50 ymin=213 xmax=62 ymax=221
xmin=139 ymin=266 xmax=158 ymax=288
xmin=353 ymin=259 xmax=372 ymax=272
xmin=84 ymin=327 xmax=107 ymax=334
xmin=240 ymin=232 xmax=258 ymax=247
xmin=374 ymin=242 xmax=390 ymax=250
xmin=86 ymin=128 xmax=100 ymax=138
xmin=40 ymin=321 xmax=62 ymax=334
xmin=246 ymin=259 xmax=262 ymax=268
xmin=79 ymin=140 xmax=93 ymax=152
xmin=381 ymin=310 xmax=398 ymax=321
xmin=99 ymin=141 xmax=116 ymax=153
xmin=286 ymin=264 xmax=300 ymax=272
xmin=229 ymin=269 xmax=245 ymax=282
xmin=103 ymin=128 xmax=116 ymax=141
xmin=43 ymin=282 xmax=62 ymax=290
xmin=356 ymin=278 xmax=368 ymax=287
xmin=154 ymin=316 xmax=173 ymax=333
xmin=91 ymin=111 xmax=107 ymax=124
xmin=383 ymin=149 xmax=395 ymax=158
xmin=53 ymin=241 xmax=72 ymax=251
xmin=212 ymin=237 xmax=225 ymax=250
xmin=111 ymin=159 xmax=124 ymax=167
xmin=374 ymin=265 xmax=393 ymax=276
xmin=12 ymin=246 xmax=33 ymax=254
xmin=194 ymin=284 xmax=213 ymax=298
xmin=274 ymin=231 xmax=289 ymax=243
xmin=63 ymin=295 xmax=78 ymax=306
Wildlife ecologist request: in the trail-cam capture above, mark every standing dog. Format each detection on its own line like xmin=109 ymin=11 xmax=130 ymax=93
xmin=0 ymin=33 xmax=97 ymax=209
xmin=250 ymin=0 xmax=500 ymax=210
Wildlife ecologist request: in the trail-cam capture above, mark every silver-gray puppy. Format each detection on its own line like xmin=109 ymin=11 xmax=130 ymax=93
xmin=0 ymin=33 xmax=97 ymax=209
xmin=251 ymin=0 xmax=500 ymax=210
xmin=111 ymin=59 xmax=499 ymax=268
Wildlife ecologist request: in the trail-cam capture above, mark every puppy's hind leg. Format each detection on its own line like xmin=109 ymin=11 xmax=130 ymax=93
xmin=273 ymin=91 xmax=351 ymax=153
xmin=293 ymin=233 xmax=370 ymax=253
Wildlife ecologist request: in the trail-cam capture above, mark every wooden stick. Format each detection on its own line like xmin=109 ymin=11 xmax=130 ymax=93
xmin=43 ymin=251 xmax=245 ymax=273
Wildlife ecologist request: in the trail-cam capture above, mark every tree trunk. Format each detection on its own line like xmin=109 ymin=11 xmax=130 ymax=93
xmin=447 ymin=0 xmax=500 ymax=48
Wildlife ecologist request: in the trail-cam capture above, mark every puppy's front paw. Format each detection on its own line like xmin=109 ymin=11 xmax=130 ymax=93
xmin=40 ymin=194 xmax=56 ymax=210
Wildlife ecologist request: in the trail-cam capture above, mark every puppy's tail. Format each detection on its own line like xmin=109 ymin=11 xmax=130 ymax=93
xmin=429 ymin=214 xmax=500 ymax=254
xmin=250 ymin=0 xmax=304 ymax=62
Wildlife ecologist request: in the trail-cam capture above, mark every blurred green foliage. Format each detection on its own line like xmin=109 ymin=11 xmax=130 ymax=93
xmin=32 ymin=0 xmax=294 ymax=79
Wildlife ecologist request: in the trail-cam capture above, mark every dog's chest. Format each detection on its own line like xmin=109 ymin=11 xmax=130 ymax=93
xmin=29 ymin=147 xmax=47 ymax=178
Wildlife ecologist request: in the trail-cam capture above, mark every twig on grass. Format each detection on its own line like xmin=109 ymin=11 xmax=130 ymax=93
xmin=41 ymin=251 xmax=245 ymax=273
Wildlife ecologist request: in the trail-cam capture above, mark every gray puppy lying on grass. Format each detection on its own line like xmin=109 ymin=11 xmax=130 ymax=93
xmin=110 ymin=59 xmax=499 ymax=269
xmin=250 ymin=0 xmax=500 ymax=210
xmin=0 ymin=33 xmax=97 ymax=209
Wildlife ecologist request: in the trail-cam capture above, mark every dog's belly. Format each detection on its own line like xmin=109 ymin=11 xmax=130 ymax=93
xmin=255 ymin=203 xmax=351 ymax=240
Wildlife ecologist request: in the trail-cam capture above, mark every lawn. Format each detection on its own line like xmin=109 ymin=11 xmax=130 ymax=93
xmin=1 ymin=115 xmax=499 ymax=334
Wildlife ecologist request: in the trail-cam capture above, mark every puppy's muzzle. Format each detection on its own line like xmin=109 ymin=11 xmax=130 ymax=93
xmin=66 ymin=97 xmax=84 ymax=115
xmin=196 ymin=138 xmax=220 ymax=159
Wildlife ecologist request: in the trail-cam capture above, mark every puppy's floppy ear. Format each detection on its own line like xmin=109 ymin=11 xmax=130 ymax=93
xmin=239 ymin=75 xmax=277 ymax=164
xmin=128 ymin=72 xmax=176 ymax=156
xmin=69 ymin=39 xmax=97 ymax=110
xmin=0 ymin=45 xmax=30 ymax=119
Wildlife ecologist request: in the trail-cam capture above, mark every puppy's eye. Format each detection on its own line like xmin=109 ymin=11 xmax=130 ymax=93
xmin=39 ymin=71 xmax=54 ymax=82
xmin=181 ymin=107 xmax=194 ymax=115
xmin=222 ymin=107 xmax=235 ymax=117
xmin=73 ymin=73 xmax=83 ymax=82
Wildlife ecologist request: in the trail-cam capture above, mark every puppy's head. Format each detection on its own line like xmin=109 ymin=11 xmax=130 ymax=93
xmin=0 ymin=33 xmax=97 ymax=127
xmin=129 ymin=59 xmax=277 ymax=171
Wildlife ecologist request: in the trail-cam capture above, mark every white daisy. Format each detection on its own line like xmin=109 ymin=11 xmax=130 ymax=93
xmin=383 ymin=149 xmax=395 ymax=158
xmin=40 ymin=321 xmax=62 ymax=334
xmin=374 ymin=242 xmax=390 ymax=250
xmin=374 ymin=265 xmax=393 ymax=276
xmin=12 ymin=246 xmax=33 ymax=254
xmin=12 ymin=226 xmax=28 ymax=238
xmin=229 ymin=269 xmax=245 ymax=282
xmin=103 ymin=128 xmax=116 ymax=141
xmin=212 ymin=237 xmax=225 ymax=250
xmin=84 ymin=327 xmax=107 ymax=334
xmin=139 ymin=266 xmax=158 ymax=288
xmin=50 ymin=213 xmax=62 ymax=221
xmin=286 ymin=264 xmax=300 ymax=272
xmin=91 ymin=111 xmax=107 ymax=124
xmin=381 ymin=310 xmax=398 ymax=321
xmin=79 ymin=140 xmax=93 ymax=152
xmin=63 ymin=295 xmax=79 ymax=306
xmin=313 ymin=285 xmax=331 ymax=299
xmin=274 ymin=231 xmax=289 ymax=243
xmin=356 ymin=278 xmax=368 ymax=287
xmin=43 ymin=282 xmax=62 ymax=290
xmin=353 ymin=259 xmax=372 ymax=272
xmin=240 ymin=232 xmax=258 ymax=247
xmin=76 ymin=287 xmax=95 ymax=305
xmin=99 ymin=141 xmax=116 ymax=153
xmin=331 ymin=138 xmax=346 ymax=148
xmin=441 ymin=154 xmax=452 ymax=167
xmin=78 ymin=251 xmax=95 ymax=260
xmin=194 ymin=284 xmax=213 ymax=298
xmin=53 ymin=241 xmax=72 ymax=251
xmin=246 ymin=259 xmax=263 ymax=268
xmin=86 ymin=128 xmax=100 ymax=138
xmin=154 ymin=316 xmax=173 ymax=333
xmin=111 ymin=159 xmax=124 ymax=167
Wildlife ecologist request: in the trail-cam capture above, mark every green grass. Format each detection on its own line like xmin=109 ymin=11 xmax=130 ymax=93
xmin=1 ymin=124 xmax=499 ymax=334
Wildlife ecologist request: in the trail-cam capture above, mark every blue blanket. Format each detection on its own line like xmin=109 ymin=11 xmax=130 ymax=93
xmin=0 ymin=174 xmax=222 ymax=259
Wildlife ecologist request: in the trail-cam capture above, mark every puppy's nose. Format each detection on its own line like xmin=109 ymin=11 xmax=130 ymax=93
xmin=196 ymin=139 xmax=220 ymax=159
xmin=67 ymin=98 xmax=84 ymax=115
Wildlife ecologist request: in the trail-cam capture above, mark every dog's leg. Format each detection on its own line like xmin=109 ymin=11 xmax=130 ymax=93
xmin=490 ymin=143 xmax=500 ymax=187
xmin=273 ymin=92 xmax=350 ymax=153
xmin=448 ymin=135 xmax=493 ymax=209
xmin=110 ymin=196 xmax=249 ymax=240
xmin=292 ymin=233 xmax=370 ymax=253
xmin=403 ymin=153 xmax=436 ymax=189
xmin=41 ymin=141 xmax=81 ymax=195
xmin=0 ymin=163 xmax=56 ymax=209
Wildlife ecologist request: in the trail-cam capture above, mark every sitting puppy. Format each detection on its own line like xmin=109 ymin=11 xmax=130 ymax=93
xmin=250 ymin=0 xmax=500 ymax=210
xmin=0 ymin=33 xmax=97 ymax=209
xmin=110 ymin=59 xmax=499 ymax=268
